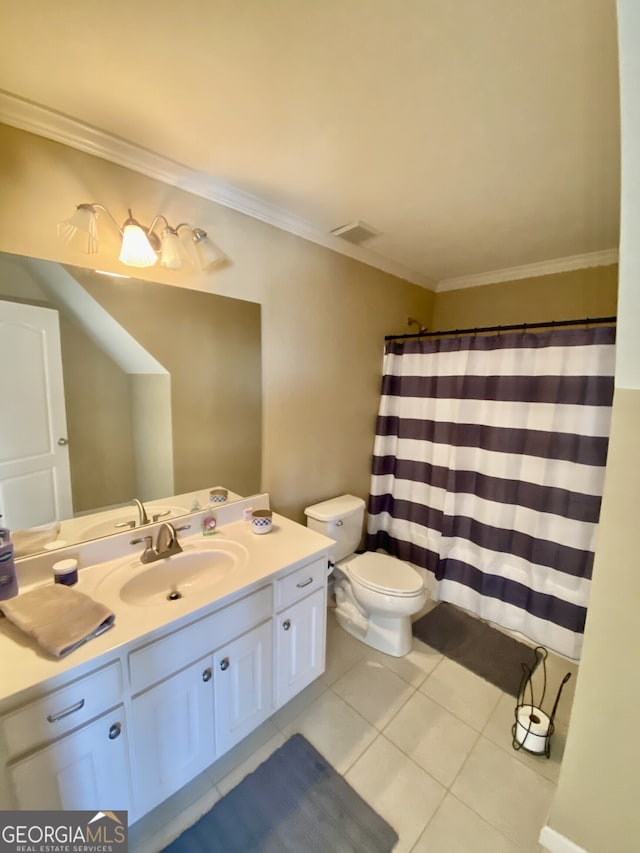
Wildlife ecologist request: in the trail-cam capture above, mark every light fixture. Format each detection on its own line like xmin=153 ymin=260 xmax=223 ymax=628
xmin=57 ymin=203 xmax=226 ymax=272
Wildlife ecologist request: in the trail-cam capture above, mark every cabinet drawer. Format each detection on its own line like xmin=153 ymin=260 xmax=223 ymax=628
xmin=275 ymin=557 xmax=326 ymax=610
xmin=129 ymin=585 xmax=272 ymax=693
xmin=1 ymin=661 xmax=122 ymax=758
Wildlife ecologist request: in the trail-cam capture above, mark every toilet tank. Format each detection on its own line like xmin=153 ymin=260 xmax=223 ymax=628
xmin=304 ymin=495 xmax=366 ymax=562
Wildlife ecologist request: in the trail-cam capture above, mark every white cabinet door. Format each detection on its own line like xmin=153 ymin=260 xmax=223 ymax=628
xmin=9 ymin=707 xmax=130 ymax=811
xmin=0 ymin=300 xmax=72 ymax=528
xmin=131 ymin=656 xmax=215 ymax=816
xmin=276 ymin=588 xmax=326 ymax=708
xmin=214 ymin=621 xmax=273 ymax=756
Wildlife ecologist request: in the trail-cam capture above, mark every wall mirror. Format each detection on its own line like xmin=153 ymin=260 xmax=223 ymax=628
xmin=0 ymin=251 xmax=262 ymax=556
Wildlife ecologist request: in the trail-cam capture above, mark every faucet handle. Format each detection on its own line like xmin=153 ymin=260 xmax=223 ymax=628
xmin=115 ymin=519 xmax=136 ymax=530
xmin=130 ymin=534 xmax=157 ymax=563
xmin=174 ymin=524 xmax=191 ymax=533
xmin=152 ymin=510 xmax=171 ymax=523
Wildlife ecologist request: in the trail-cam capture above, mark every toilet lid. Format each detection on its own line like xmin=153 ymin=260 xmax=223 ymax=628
xmin=349 ymin=552 xmax=424 ymax=596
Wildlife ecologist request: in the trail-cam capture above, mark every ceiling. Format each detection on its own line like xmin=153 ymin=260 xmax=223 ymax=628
xmin=0 ymin=0 xmax=621 ymax=289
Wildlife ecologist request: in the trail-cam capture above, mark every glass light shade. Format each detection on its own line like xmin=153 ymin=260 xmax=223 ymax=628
xmin=119 ymin=223 xmax=158 ymax=267
xmin=159 ymin=228 xmax=183 ymax=270
xmin=57 ymin=205 xmax=99 ymax=253
xmin=192 ymin=229 xmax=226 ymax=270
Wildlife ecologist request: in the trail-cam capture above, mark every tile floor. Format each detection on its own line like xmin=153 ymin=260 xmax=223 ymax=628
xmin=130 ymin=606 xmax=578 ymax=853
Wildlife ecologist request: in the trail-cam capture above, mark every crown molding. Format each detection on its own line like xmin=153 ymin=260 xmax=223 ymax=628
xmin=0 ymin=90 xmax=434 ymax=289
xmin=436 ymin=248 xmax=619 ymax=292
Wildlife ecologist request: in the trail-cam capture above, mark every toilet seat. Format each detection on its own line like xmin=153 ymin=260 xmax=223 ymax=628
xmin=348 ymin=552 xmax=423 ymax=597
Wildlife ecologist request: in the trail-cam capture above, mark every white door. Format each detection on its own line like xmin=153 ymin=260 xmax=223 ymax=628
xmin=214 ymin=621 xmax=273 ymax=756
xmin=276 ymin=588 xmax=326 ymax=708
xmin=9 ymin=708 xmax=131 ymax=811
xmin=131 ymin=656 xmax=215 ymax=816
xmin=0 ymin=300 xmax=72 ymax=528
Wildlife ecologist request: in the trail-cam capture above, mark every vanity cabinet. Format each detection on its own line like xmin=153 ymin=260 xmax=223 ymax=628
xmin=0 ymin=538 xmax=329 ymax=823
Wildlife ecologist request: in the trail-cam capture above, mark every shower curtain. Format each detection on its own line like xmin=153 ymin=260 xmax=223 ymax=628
xmin=366 ymin=325 xmax=616 ymax=659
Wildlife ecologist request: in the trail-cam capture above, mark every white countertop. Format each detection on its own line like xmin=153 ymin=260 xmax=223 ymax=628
xmin=0 ymin=507 xmax=333 ymax=706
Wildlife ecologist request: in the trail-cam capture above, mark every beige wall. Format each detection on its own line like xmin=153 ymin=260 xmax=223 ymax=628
xmin=0 ymin=123 xmax=435 ymax=522
xmin=60 ymin=314 xmax=137 ymax=511
xmin=77 ymin=273 xmax=262 ymax=499
xmin=543 ymin=2 xmax=639 ymax=851
xmin=432 ymin=265 xmax=618 ymax=330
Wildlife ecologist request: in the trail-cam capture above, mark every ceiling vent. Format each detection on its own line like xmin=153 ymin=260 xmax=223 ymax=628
xmin=330 ymin=220 xmax=380 ymax=245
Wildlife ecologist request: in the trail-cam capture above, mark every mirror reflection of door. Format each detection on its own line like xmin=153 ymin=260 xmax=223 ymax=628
xmin=0 ymin=301 xmax=73 ymax=528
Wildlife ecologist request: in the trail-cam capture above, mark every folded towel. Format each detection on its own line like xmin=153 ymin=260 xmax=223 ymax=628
xmin=0 ymin=585 xmax=115 ymax=658
xmin=12 ymin=523 xmax=62 ymax=557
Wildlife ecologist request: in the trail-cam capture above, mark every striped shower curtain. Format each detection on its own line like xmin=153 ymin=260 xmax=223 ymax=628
xmin=366 ymin=326 xmax=616 ymax=659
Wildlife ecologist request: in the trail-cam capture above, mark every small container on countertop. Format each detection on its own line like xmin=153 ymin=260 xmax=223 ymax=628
xmin=209 ymin=488 xmax=228 ymax=504
xmin=202 ymin=515 xmax=217 ymax=535
xmin=251 ymin=509 xmax=273 ymax=535
xmin=53 ymin=558 xmax=78 ymax=586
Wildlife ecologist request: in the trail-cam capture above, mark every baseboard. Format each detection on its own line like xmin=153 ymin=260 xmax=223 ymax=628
xmin=539 ymin=824 xmax=590 ymax=853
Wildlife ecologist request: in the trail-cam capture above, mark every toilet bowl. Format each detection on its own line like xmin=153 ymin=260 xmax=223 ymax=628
xmin=304 ymin=494 xmax=427 ymax=657
xmin=334 ymin=552 xmax=427 ymax=656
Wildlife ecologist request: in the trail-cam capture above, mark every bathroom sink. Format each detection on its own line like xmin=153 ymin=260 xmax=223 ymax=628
xmin=70 ymin=505 xmax=188 ymax=541
xmin=95 ymin=539 xmax=249 ymax=607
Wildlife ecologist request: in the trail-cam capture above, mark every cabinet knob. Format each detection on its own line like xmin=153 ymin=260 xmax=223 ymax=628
xmin=282 ymin=619 xmax=291 ymax=631
xmin=220 ymin=657 xmax=230 ymax=671
xmin=108 ymin=722 xmax=122 ymax=740
xmin=202 ymin=667 xmax=212 ymax=682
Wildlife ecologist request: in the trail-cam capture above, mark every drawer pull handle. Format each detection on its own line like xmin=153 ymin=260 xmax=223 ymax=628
xmin=202 ymin=667 xmax=212 ymax=682
xmin=108 ymin=722 xmax=122 ymax=740
xmin=47 ymin=698 xmax=85 ymax=723
xmin=296 ymin=577 xmax=313 ymax=588
xmin=220 ymin=657 xmax=230 ymax=671
xmin=283 ymin=619 xmax=291 ymax=631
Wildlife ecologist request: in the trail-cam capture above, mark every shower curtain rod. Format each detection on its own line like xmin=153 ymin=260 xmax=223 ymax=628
xmin=385 ymin=315 xmax=617 ymax=342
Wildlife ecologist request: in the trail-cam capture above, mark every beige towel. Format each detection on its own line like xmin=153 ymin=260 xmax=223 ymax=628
xmin=1 ymin=585 xmax=115 ymax=658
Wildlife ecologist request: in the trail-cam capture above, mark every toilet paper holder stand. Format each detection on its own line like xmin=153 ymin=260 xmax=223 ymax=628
xmin=512 ymin=646 xmax=572 ymax=759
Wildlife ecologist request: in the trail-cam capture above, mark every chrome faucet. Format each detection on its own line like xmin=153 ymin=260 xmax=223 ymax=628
xmin=131 ymin=522 xmax=191 ymax=564
xmin=131 ymin=498 xmax=150 ymax=526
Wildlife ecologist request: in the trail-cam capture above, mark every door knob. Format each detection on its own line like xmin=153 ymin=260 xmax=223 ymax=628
xmin=202 ymin=667 xmax=212 ymax=682
xmin=283 ymin=619 xmax=291 ymax=631
xmin=108 ymin=722 xmax=122 ymax=740
xmin=57 ymin=437 xmax=69 ymax=446
xmin=220 ymin=657 xmax=230 ymax=671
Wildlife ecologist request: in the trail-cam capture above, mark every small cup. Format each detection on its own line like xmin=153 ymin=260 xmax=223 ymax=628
xmin=209 ymin=488 xmax=228 ymax=504
xmin=53 ymin=558 xmax=78 ymax=586
xmin=251 ymin=509 xmax=273 ymax=535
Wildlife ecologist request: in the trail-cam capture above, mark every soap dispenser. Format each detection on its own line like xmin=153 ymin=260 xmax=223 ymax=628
xmin=0 ymin=523 xmax=18 ymax=600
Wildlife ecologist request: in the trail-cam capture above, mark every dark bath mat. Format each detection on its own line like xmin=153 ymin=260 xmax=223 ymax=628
xmin=413 ymin=602 xmax=537 ymax=696
xmin=162 ymin=733 xmax=398 ymax=853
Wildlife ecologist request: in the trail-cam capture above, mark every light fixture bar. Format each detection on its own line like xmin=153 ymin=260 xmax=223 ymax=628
xmin=57 ymin=203 xmax=226 ymax=272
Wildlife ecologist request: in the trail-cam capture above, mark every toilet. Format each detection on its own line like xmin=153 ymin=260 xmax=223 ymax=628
xmin=304 ymin=494 xmax=427 ymax=657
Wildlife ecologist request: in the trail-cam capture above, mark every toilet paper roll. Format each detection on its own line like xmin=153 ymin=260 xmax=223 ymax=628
xmin=514 ymin=704 xmax=551 ymax=754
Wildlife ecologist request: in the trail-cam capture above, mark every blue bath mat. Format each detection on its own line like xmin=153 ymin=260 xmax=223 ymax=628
xmin=162 ymin=734 xmax=398 ymax=853
xmin=413 ymin=602 xmax=538 ymax=696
